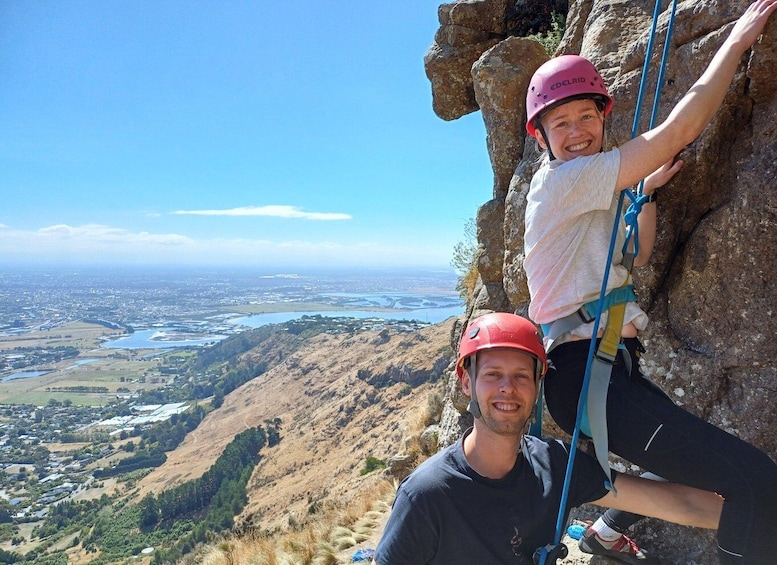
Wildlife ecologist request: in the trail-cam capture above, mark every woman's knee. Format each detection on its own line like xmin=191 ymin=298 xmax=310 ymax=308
xmin=750 ymin=450 xmax=777 ymax=501
xmin=722 ymin=444 xmax=777 ymax=506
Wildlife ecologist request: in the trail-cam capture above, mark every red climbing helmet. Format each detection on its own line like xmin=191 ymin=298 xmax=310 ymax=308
xmin=456 ymin=312 xmax=547 ymax=380
xmin=526 ymin=54 xmax=613 ymax=137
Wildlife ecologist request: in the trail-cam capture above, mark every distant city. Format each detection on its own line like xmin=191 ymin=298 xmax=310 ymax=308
xmin=0 ymin=265 xmax=463 ymax=557
xmin=0 ymin=265 xmax=464 ymax=344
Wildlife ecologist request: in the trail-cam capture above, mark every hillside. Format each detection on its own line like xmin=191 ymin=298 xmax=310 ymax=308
xmin=134 ymin=319 xmax=455 ymax=538
xmin=154 ymin=316 xmax=595 ymax=565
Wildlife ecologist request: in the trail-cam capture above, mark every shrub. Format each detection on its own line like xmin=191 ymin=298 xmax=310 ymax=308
xmin=451 ymin=218 xmax=478 ymax=300
xmin=424 ymin=392 xmax=444 ymax=427
xmin=360 ymin=456 xmax=386 ymax=476
xmin=527 ymin=11 xmax=565 ymax=56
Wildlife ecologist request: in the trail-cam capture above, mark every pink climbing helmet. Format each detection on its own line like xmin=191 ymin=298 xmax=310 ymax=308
xmin=526 ymin=54 xmax=613 ymax=137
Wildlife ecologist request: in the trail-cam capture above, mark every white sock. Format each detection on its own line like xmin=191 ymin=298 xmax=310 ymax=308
xmin=590 ymin=518 xmax=622 ymax=542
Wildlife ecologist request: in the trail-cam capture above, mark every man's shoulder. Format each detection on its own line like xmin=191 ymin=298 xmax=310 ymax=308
xmin=523 ymin=435 xmax=609 ymax=498
xmin=522 ymin=434 xmax=570 ymax=458
xmin=526 ymin=434 xmax=600 ymax=471
xmin=521 ymin=435 xmax=592 ymax=478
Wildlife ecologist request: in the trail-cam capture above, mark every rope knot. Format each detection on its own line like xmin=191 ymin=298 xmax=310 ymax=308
xmin=624 ymin=193 xmax=650 ymax=229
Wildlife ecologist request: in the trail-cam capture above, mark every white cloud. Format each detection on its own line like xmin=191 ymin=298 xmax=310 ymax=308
xmin=35 ymin=224 xmax=193 ymax=245
xmin=0 ymin=224 xmax=448 ymax=268
xmin=173 ymin=205 xmax=352 ymax=221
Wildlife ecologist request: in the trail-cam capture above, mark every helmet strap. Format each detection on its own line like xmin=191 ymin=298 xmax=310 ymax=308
xmin=600 ymin=121 xmax=606 ymax=153
xmin=466 ymin=353 xmax=482 ymax=419
xmin=537 ymin=123 xmax=556 ymax=161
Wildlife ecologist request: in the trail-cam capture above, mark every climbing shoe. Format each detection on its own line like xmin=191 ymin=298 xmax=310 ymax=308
xmin=579 ymin=527 xmax=660 ymax=564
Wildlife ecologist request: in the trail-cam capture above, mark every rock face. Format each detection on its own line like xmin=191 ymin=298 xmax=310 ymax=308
xmin=426 ymin=0 xmax=777 ymax=561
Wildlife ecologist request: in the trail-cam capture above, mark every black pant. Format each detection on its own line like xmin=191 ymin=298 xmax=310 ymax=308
xmin=545 ymin=338 xmax=777 ymax=563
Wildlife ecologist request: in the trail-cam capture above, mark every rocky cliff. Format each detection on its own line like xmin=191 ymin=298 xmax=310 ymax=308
xmin=425 ymin=0 xmax=777 ymax=561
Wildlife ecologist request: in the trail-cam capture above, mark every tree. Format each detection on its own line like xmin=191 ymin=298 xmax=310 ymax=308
xmin=264 ymin=418 xmax=282 ymax=447
xmin=212 ymin=387 xmax=225 ymax=409
xmin=138 ymin=494 xmax=159 ymax=528
xmin=32 ymin=445 xmax=50 ymax=467
xmin=0 ymin=507 xmax=12 ymax=524
xmin=451 ymin=217 xmax=479 ymax=300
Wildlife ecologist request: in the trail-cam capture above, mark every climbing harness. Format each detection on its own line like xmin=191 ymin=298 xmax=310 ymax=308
xmin=533 ymin=1 xmax=678 ymax=563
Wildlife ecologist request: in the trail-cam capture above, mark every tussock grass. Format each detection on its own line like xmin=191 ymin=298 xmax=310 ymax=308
xmin=198 ymin=479 xmax=397 ymax=564
xmin=311 ymin=541 xmax=338 ymax=565
xmin=362 ymin=509 xmax=384 ymax=521
xmin=331 ymin=531 xmax=357 ymax=551
xmin=199 ymin=537 xmax=273 ymax=565
xmin=352 ymin=521 xmax=374 ymax=538
xmin=284 ymin=527 xmax=322 ymax=564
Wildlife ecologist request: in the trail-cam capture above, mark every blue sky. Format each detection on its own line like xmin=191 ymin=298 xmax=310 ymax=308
xmin=0 ymin=1 xmax=493 ymax=270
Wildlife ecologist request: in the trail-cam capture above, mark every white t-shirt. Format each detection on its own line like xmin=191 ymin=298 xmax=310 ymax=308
xmin=523 ymin=149 xmax=648 ymax=336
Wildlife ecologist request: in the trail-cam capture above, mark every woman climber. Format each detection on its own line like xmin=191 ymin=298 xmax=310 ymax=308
xmin=523 ymin=0 xmax=777 ymax=563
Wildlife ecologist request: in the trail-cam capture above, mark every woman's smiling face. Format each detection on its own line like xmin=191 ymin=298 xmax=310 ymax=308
xmin=536 ymin=98 xmax=605 ymax=162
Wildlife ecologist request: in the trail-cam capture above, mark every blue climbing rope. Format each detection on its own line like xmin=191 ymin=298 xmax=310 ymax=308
xmin=536 ymin=1 xmax=678 ymax=563
xmin=625 ymin=0 xmax=679 ymax=253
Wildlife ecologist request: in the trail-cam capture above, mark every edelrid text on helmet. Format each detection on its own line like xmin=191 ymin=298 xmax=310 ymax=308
xmin=526 ymin=54 xmax=613 ymax=137
xmin=550 ymin=77 xmax=587 ymax=90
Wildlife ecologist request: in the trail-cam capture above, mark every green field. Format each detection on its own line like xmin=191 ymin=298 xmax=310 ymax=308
xmin=0 ymin=298 xmax=392 ymax=406
xmin=0 ymin=321 xmax=181 ymax=406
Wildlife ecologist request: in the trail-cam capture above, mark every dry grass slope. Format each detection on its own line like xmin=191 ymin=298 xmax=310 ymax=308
xmin=134 ymin=319 xmax=456 ymax=564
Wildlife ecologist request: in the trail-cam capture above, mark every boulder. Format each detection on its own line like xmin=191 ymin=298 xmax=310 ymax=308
xmin=472 ymin=37 xmax=548 ymax=196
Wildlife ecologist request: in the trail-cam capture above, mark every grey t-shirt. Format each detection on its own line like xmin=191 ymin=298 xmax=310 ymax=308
xmin=524 ymin=150 xmax=634 ymax=326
